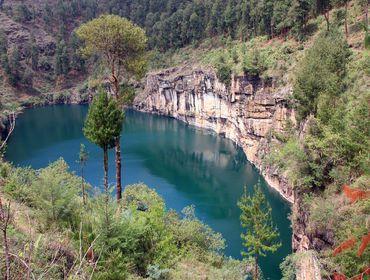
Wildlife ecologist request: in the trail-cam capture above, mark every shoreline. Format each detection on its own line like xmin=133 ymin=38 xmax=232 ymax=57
xmin=133 ymin=109 xmax=295 ymax=204
xmin=2 ymin=99 xmax=294 ymax=205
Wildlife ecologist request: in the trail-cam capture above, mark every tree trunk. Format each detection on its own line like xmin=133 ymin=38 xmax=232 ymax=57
xmin=365 ymin=2 xmax=369 ymax=29
xmin=254 ymin=254 xmax=259 ymax=280
xmin=103 ymin=148 xmax=109 ymax=226
xmin=324 ymin=10 xmax=330 ymax=31
xmin=81 ymin=167 xmax=86 ymax=205
xmin=115 ymin=141 xmax=122 ymax=201
xmin=111 ymin=71 xmax=122 ymax=203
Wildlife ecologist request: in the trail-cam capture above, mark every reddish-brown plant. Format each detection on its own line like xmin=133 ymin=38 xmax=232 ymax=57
xmin=333 ymin=237 xmax=357 ymax=256
xmin=357 ymin=232 xmax=370 ymax=257
xmin=343 ymin=185 xmax=370 ymax=203
xmin=333 ymin=272 xmax=347 ymax=280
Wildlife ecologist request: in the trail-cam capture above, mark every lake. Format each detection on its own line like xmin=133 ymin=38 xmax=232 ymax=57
xmin=6 ymin=105 xmax=291 ymax=279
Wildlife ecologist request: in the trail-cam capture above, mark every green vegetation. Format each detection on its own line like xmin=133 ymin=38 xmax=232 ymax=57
xmin=0 ymin=159 xmax=253 ymax=279
xmin=238 ymin=182 xmax=281 ymax=280
xmin=268 ymin=27 xmax=369 ymax=278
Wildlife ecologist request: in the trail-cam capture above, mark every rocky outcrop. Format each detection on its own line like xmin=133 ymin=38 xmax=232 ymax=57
xmin=134 ymin=65 xmax=295 ymax=203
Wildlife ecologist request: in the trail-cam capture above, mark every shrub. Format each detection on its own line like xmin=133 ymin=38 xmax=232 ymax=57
xmin=216 ymin=63 xmax=232 ymax=87
xmin=3 ymin=167 xmax=36 ymax=203
xmin=30 ymin=159 xmax=82 ymax=230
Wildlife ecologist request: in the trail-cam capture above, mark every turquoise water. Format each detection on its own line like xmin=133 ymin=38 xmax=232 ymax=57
xmin=6 ymin=105 xmax=291 ymax=279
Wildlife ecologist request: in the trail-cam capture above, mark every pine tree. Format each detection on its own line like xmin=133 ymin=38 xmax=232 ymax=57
xmin=238 ymin=182 xmax=281 ymax=280
xmin=83 ymin=89 xmax=123 ymax=206
xmin=9 ymin=46 xmax=22 ymax=86
xmin=55 ymin=40 xmax=69 ymax=76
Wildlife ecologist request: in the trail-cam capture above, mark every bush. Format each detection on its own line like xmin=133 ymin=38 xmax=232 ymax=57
xmin=30 ymin=159 xmax=82 ymax=230
xmin=3 ymin=167 xmax=36 ymax=203
xmin=365 ymin=32 xmax=370 ymax=50
xmin=1 ymin=163 xmax=250 ymax=279
xmin=216 ymin=63 xmax=232 ymax=87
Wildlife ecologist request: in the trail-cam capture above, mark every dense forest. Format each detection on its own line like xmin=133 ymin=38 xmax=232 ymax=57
xmin=0 ymin=0 xmax=368 ymax=89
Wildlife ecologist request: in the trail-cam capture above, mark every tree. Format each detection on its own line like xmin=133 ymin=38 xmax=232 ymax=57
xmin=30 ymin=38 xmax=39 ymax=71
xmin=69 ymin=33 xmax=85 ymax=72
xmin=15 ymin=4 xmax=32 ymax=23
xmin=293 ymin=30 xmax=350 ymax=121
xmin=0 ymin=29 xmax=7 ymax=53
xmin=316 ymin=0 xmax=332 ymax=30
xmin=55 ymin=40 xmax=69 ymax=76
xmin=77 ymin=144 xmax=89 ymax=205
xmin=238 ymin=182 xmax=281 ymax=280
xmin=9 ymin=46 xmax=22 ymax=86
xmin=76 ymin=14 xmax=147 ymax=201
xmin=332 ymin=0 xmax=350 ymax=38
xmin=22 ymin=68 xmax=33 ymax=88
xmin=288 ymin=0 xmax=311 ymax=40
xmin=83 ymin=89 xmax=123 ymax=206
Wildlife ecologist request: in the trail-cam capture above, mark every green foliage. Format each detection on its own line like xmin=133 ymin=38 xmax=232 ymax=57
xmin=280 ymin=251 xmax=314 ymax=280
xmin=85 ymin=184 xmax=232 ymax=277
xmin=365 ymin=32 xmax=370 ymax=50
xmin=30 ymin=159 xmax=82 ymax=230
xmin=3 ymin=167 xmax=36 ymax=203
xmin=76 ymin=14 xmax=148 ymax=81
xmin=30 ymin=38 xmax=39 ymax=71
xmin=14 ymin=4 xmax=33 ymax=23
xmin=119 ymin=83 xmax=136 ymax=106
xmin=293 ymin=29 xmax=350 ymax=122
xmin=216 ymin=62 xmax=232 ymax=88
xmin=55 ymin=40 xmax=69 ymax=76
xmin=83 ymin=89 xmax=124 ymax=151
xmin=238 ymin=181 xmax=281 ymax=279
xmin=77 ymin=144 xmax=89 ymax=166
xmin=242 ymin=49 xmax=267 ymax=77
xmin=93 ymin=250 xmax=129 ymax=280
xmin=1 ymin=157 xmax=251 ymax=279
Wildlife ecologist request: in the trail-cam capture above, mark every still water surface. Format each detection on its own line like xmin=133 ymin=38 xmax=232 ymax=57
xmin=6 ymin=105 xmax=291 ymax=279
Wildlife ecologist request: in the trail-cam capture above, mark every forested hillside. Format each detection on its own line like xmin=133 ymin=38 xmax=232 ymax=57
xmin=0 ymin=0 xmax=368 ymax=95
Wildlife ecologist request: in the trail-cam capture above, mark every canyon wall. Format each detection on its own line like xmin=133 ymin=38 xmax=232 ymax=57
xmin=134 ymin=65 xmax=323 ymax=279
xmin=134 ymin=65 xmax=295 ymax=203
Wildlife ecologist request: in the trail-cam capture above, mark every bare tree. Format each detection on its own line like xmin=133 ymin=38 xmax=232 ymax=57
xmin=0 ymin=110 xmax=16 ymax=152
xmin=0 ymin=197 xmax=11 ymax=280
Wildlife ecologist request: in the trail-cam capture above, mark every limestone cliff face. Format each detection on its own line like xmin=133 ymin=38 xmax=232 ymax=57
xmin=134 ymin=65 xmax=295 ymax=203
xmin=134 ymin=65 xmax=323 ymax=279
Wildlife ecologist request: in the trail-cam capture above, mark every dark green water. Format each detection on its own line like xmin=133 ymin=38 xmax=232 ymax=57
xmin=6 ymin=105 xmax=291 ymax=279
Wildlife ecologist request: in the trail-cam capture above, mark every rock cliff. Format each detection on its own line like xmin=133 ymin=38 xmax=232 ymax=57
xmin=134 ymin=65 xmax=323 ymax=279
xmin=134 ymin=65 xmax=295 ymax=203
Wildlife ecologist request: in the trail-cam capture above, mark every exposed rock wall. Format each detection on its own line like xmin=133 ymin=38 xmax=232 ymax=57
xmin=134 ymin=65 xmax=323 ymax=279
xmin=134 ymin=65 xmax=295 ymax=203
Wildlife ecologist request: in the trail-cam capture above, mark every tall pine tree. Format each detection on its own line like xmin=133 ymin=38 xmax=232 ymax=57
xmin=238 ymin=182 xmax=281 ymax=280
